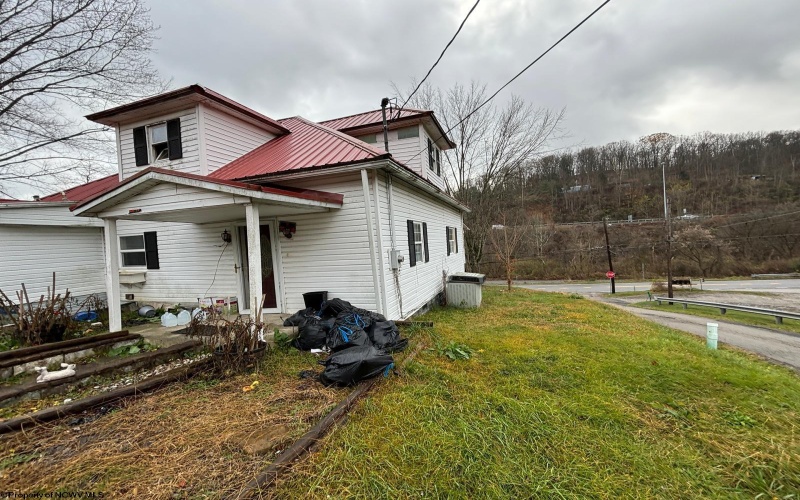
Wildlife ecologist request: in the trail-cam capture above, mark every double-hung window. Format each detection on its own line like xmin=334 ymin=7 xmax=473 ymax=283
xmin=406 ymin=220 xmax=429 ymax=267
xmin=427 ymin=138 xmax=441 ymax=176
xmin=133 ymin=118 xmax=183 ymax=167
xmin=119 ymin=232 xmax=160 ymax=269
xmin=446 ymin=226 xmax=458 ymax=255
xmin=120 ymin=235 xmax=146 ymax=267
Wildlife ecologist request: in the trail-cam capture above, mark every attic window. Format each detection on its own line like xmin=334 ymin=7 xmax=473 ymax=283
xmin=397 ymin=126 xmax=419 ymax=139
xmin=133 ymin=118 xmax=183 ymax=166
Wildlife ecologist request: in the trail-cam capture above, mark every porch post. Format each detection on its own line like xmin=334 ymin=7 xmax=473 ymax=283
xmin=103 ymin=218 xmax=122 ymax=332
xmin=245 ymin=203 xmax=263 ymax=322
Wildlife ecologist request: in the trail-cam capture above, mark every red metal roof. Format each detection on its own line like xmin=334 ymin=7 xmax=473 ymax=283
xmin=72 ymin=167 xmax=344 ymax=212
xmin=0 ymin=198 xmax=19 ymax=203
xmin=210 ymin=117 xmax=389 ymax=181
xmin=86 ymin=85 xmax=290 ymax=134
xmin=319 ymin=107 xmax=428 ymax=132
xmin=40 ymin=174 xmax=121 ymax=203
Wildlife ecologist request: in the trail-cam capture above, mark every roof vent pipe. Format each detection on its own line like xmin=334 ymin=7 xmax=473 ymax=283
xmin=380 ymin=97 xmax=390 ymax=153
xmin=32 ymin=195 xmax=40 ymax=201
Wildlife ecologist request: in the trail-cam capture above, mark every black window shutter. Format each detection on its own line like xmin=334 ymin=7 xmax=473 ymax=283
xmin=454 ymin=228 xmax=458 ymax=253
xmin=446 ymin=226 xmax=451 ymax=256
xmin=406 ymin=220 xmax=416 ymax=267
xmin=423 ymin=222 xmax=429 ymax=262
xmin=167 ymin=118 xmax=183 ymax=160
xmin=143 ymin=231 xmax=160 ymax=270
xmin=133 ymin=127 xmax=148 ymax=166
xmin=428 ymin=138 xmax=434 ymax=171
xmin=435 ymin=148 xmax=441 ymax=175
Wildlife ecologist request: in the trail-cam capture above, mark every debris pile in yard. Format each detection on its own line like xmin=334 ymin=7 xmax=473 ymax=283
xmin=284 ymin=298 xmax=407 ymax=385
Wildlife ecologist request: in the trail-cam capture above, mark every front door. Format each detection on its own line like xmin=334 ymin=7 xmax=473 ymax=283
xmin=237 ymin=224 xmax=278 ymax=311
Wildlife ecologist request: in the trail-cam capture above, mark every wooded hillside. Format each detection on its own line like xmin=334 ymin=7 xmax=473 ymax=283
xmin=482 ymin=130 xmax=800 ymax=279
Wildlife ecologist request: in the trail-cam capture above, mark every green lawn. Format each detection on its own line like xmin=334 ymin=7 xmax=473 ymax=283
xmin=633 ymin=300 xmax=800 ymax=336
xmin=275 ymin=287 xmax=800 ymax=499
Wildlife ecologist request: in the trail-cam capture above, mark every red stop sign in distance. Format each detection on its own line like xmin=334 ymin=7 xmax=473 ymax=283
xmin=606 ymin=271 xmax=616 ymax=279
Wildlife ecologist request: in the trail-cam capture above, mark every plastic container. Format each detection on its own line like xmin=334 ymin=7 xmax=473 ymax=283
xmin=73 ymin=310 xmax=98 ymax=322
xmin=176 ymin=309 xmax=191 ymax=326
xmin=303 ymin=291 xmax=328 ymax=311
xmin=161 ymin=312 xmax=178 ymax=327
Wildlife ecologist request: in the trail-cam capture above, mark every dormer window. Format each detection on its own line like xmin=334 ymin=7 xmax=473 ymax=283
xmin=133 ymin=118 xmax=183 ymax=167
xmin=427 ymin=138 xmax=441 ymax=176
xmin=149 ymin=123 xmax=169 ymax=161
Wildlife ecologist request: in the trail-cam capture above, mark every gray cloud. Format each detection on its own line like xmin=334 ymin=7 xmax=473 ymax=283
xmin=144 ymin=0 xmax=800 ymax=149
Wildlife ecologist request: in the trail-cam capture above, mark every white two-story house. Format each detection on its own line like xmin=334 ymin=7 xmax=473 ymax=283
xmin=0 ymin=85 xmax=467 ymax=331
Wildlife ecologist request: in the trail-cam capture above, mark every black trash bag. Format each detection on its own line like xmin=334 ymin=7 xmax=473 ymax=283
xmin=292 ymin=317 xmax=330 ymax=351
xmin=320 ymin=298 xmax=353 ymax=318
xmin=327 ymin=311 xmax=372 ymax=350
xmin=283 ymin=307 xmax=316 ymax=327
xmin=320 ymin=345 xmax=395 ymax=386
xmin=367 ymin=320 xmax=408 ymax=352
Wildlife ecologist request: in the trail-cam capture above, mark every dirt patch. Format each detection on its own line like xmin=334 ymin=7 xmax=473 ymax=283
xmin=0 ymin=360 xmax=342 ymax=498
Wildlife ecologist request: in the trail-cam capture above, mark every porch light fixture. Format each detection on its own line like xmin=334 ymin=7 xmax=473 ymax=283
xmin=279 ymin=221 xmax=296 ymax=239
xmin=221 ymin=229 xmax=232 ymax=243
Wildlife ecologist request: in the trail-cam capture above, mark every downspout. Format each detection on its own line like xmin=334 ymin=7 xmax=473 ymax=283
xmin=372 ymin=171 xmax=389 ymax=318
xmin=361 ymin=169 xmax=384 ymax=315
xmin=380 ymin=98 xmax=390 ymax=153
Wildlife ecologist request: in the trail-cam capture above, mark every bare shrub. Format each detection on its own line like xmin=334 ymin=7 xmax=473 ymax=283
xmin=187 ymin=309 xmax=267 ymax=376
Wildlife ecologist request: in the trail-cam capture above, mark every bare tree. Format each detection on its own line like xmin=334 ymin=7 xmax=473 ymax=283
xmin=488 ymin=213 xmax=528 ymax=290
xmin=392 ymin=79 xmax=565 ymax=271
xmin=673 ymin=225 xmax=730 ymax=277
xmin=0 ymin=0 xmax=167 ymax=196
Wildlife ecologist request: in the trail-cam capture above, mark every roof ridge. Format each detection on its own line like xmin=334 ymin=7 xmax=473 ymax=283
xmin=318 ymin=107 xmax=429 ymax=124
xmin=292 ymin=116 xmax=387 ymax=157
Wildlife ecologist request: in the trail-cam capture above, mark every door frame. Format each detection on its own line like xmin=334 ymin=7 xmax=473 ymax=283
xmin=235 ymin=218 xmax=284 ymax=315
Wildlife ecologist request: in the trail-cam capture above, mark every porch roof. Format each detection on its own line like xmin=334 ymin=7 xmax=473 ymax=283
xmin=71 ymin=167 xmax=343 ymax=223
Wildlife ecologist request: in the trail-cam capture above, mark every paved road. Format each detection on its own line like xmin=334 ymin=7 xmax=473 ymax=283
xmin=600 ymin=299 xmax=800 ymax=371
xmin=501 ymin=278 xmax=800 ymax=294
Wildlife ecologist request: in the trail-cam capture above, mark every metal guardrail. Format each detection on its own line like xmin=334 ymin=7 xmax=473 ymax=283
xmin=653 ymin=297 xmax=800 ymax=325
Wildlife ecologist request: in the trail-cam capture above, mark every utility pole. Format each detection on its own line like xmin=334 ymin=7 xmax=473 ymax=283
xmin=603 ymin=217 xmax=615 ymax=294
xmin=666 ymin=199 xmax=674 ymax=302
xmin=662 ymin=160 xmax=674 ymax=300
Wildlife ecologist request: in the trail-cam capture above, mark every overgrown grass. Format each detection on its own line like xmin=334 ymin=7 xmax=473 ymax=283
xmin=634 ymin=300 xmax=800 ymax=335
xmin=276 ymin=287 xmax=800 ymax=499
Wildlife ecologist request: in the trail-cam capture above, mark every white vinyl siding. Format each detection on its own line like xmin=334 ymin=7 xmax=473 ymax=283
xmin=201 ymin=104 xmax=276 ymax=174
xmin=118 ymin=108 xmax=199 ymax=179
xmin=0 ymin=225 xmax=105 ymax=302
xmin=375 ymin=171 xmax=464 ymax=319
xmin=275 ymin=172 xmax=378 ymax=312
xmin=422 ymin=129 xmax=446 ymax=190
xmin=0 ymin=204 xmax=103 ymax=227
xmin=115 ymin=220 xmax=239 ymax=304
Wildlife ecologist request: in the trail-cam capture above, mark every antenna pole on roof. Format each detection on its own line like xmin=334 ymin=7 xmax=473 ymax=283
xmin=380 ymin=98 xmax=390 ymax=153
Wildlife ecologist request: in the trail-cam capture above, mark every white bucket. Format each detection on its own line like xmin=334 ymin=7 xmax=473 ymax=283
xmin=706 ymin=323 xmax=718 ymax=349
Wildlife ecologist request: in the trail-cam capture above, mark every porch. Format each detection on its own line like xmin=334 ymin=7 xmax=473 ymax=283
xmin=73 ymin=168 xmax=344 ymax=331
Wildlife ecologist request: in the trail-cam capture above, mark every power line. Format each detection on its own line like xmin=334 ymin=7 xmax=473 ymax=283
xmin=712 ymin=209 xmax=800 ymax=229
xmin=405 ymin=0 xmax=612 ymax=165
xmin=394 ymin=0 xmax=481 ymax=120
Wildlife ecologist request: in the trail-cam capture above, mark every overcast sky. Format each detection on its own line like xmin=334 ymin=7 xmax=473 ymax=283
xmin=145 ymin=0 xmax=800 ymax=147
